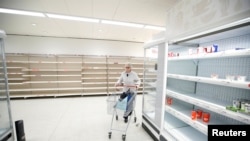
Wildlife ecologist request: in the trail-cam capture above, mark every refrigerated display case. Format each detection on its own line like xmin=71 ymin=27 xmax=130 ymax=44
xmin=0 ymin=30 xmax=14 ymax=141
xmin=142 ymin=18 xmax=250 ymax=141
xmin=142 ymin=38 xmax=168 ymax=140
xmin=162 ymin=18 xmax=250 ymax=141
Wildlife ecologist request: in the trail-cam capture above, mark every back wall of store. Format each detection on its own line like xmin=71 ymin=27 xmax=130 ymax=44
xmin=4 ymin=35 xmax=144 ymax=57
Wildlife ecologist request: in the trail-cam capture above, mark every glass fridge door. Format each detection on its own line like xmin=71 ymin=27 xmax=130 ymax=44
xmin=142 ymin=46 xmax=158 ymax=121
xmin=0 ymin=31 xmax=14 ymax=141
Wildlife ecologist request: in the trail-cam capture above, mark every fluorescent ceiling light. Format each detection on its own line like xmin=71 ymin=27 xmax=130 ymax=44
xmin=101 ymin=20 xmax=144 ymax=28
xmin=0 ymin=8 xmax=45 ymax=17
xmin=46 ymin=13 xmax=99 ymax=23
xmin=145 ymin=25 xmax=166 ymax=31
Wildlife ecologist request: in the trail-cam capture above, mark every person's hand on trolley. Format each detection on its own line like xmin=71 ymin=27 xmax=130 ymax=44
xmin=115 ymin=83 xmax=123 ymax=91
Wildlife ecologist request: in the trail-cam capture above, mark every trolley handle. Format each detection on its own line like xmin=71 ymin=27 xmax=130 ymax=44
xmin=115 ymin=84 xmax=139 ymax=88
xmin=124 ymin=85 xmax=138 ymax=88
xmin=115 ymin=84 xmax=139 ymax=91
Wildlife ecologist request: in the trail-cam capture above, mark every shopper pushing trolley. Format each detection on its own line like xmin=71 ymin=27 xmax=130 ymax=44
xmin=115 ymin=63 xmax=141 ymax=122
xmin=107 ymin=62 xmax=141 ymax=141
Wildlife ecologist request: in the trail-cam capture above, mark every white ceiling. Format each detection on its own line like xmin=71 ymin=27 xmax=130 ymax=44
xmin=0 ymin=0 xmax=180 ymax=43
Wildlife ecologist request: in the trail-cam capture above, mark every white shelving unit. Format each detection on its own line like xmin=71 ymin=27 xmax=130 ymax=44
xmin=168 ymin=49 xmax=250 ymax=61
xmin=168 ymin=74 xmax=250 ymax=90
xmin=82 ymin=56 xmax=108 ymax=95
xmin=162 ymin=21 xmax=250 ymax=141
xmin=167 ymin=89 xmax=250 ymax=124
xmin=142 ymin=19 xmax=250 ymax=141
xmin=5 ymin=54 xmax=144 ymax=98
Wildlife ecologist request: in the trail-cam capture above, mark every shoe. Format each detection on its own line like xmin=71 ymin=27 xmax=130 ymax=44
xmin=124 ymin=117 xmax=128 ymax=123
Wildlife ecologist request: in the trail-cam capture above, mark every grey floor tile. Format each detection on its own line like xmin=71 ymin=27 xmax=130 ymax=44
xmin=10 ymin=95 xmax=154 ymax=141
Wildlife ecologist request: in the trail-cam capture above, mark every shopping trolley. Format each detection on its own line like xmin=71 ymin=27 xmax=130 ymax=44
xmin=107 ymin=85 xmax=137 ymax=141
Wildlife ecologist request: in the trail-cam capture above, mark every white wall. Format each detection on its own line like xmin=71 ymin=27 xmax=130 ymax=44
xmin=4 ymin=35 xmax=144 ymax=57
xmin=165 ymin=0 xmax=250 ymax=40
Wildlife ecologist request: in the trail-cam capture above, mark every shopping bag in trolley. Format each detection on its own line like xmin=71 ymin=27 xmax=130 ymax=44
xmin=115 ymin=96 xmax=128 ymax=111
xmin=115 ymin=96 xmax=128 ymax=116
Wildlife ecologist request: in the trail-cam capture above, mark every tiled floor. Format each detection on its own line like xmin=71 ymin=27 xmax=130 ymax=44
xmin=10 ymin=95 xmax=153 ymax=141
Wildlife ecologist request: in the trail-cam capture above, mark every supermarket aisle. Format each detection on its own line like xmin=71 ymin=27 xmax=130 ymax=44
xmin=10 ymin=94 xmax=153 ymax=141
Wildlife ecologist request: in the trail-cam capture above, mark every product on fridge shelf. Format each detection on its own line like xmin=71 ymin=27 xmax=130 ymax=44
xmin=211 ymin=73 xmax=218 ymax=79
xmin=233 ymin=99 xmax=241 ymax=109
xmin=196 ymin=109 xmax=203 ymax=119
xmin=165 ymin=97 xmax=173 ymax=105
xmin=244 ymin=104 xmax=250 ymax=113
xmin=202 ymin=112 xmax=210 ymax=123
xmin=212 ymin=44 xmax=218 ymax=52
xmin=205 ymin=46 xmax=212 ymax=53
xmin=236 ymin=75 xmax=247 ymax=82
xmin=197 ymin=47 xmax=205 ymax=54
xmin=191 ymin=110 xmax=197 ymax=120
xmin=225 ymin=75 xmax=235 ymax=81
xmin=226 ymin=99 xmax=250 ymax=114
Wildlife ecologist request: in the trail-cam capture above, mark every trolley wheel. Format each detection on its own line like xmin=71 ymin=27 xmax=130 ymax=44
xmin=116 ymin=115 xmax=118 ymax=120
xmin=108 ymin=132 xmax=112 ymax=139
xmin=122 ymin=134 xmax=126 ymax=141
xmin=134 ymin=117 xmax=137 ymax=122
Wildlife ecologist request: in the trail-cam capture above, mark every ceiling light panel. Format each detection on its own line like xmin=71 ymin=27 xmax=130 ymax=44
xmin=144 ymin=25 xmax=166 ymax=31
xmin=0 ymin=8 xmax=45 ymax=17
xmin=101 ymin=20 xmax=144 ymax=28
xmin=46 ymin=13 xmax=100 ymax=23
